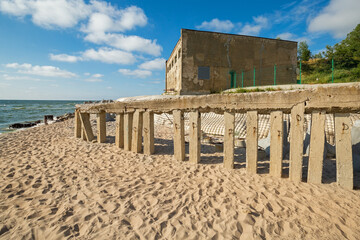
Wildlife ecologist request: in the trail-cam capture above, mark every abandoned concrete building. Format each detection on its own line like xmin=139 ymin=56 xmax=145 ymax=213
xmin=165 ymin=29 xmax=297 ymax=95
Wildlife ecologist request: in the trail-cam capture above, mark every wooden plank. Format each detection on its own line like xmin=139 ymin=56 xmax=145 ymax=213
xmin=224 ymin=111 xmax=235 ymax=169
xmin=97 ymin=111 xmax=106 ymax=143
xmin=270 ymin=111 xmax=283 ymax=178
xmin=115 ymin=113 xmax=124 ymax=148
xmin=246 ymin=111 xmax=258 ymax=173
xmin=189 ymin=110 xmax=201 ymax=164
xmin=124 ymin=113 xmax=133 ymax=151
xmin=131 ymin=110 xmax=143 ymax=153
xmin=173 ymin=110 xmax=185 ymax=161
xmin=79 ymin=113 xmax=94 ymax=141
xmin=289 ymin=103 xmax=305 ymax=182
xmin=74 ymin=110 xmax=81 ymax=138
xmin=335 ymin=113 xmax=353 ymax=190
xmin=308 ymin=111 xmax=326 ymax=184
xmin=143 ymin=111 xmax=154 ymax=155
xmin=81 ymin=128 xmax=86 ymax=141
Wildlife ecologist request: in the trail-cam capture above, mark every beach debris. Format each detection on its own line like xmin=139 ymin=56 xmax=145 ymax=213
xmin=9 ymin=120 xmax=41 ymax=129
xmin=44 ymin=115 xmax=53 ymax=125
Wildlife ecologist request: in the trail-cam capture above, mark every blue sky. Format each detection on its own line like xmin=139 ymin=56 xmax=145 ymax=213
xmin=0 ymin=0 xmax=359 ymax=100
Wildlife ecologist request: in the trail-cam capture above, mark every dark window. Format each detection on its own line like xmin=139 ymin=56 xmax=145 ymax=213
xmin=198 ymin=66 xmax=210 ymax=80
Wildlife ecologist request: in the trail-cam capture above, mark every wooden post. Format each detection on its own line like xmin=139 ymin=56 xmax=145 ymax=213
xmin=224 ymin=111 xmax=235 ymax=169
xmin=173 ymin=110 xmax=185 ymax=161
xmin=246 ymin=111 xmax=258 ymax=173
xmin=131 ymin=110 xmax=143 ymax=153
xmin=143 ymin=111 xmax=154 ymax=155
xmin=74 ymin=110 xmax=81 ymax=138
xmin=79 ymin=112 xmax=94 ymax=141
xmin=124 ymin=112 xmax=133 ymax=151
xmin=81 ymin=128 xmax=87 ymax=141
xmin=335 ymin=113 xmax=353 ymax=190
xmin=115 ymin=113 xmax=124 ymax=148
xmin=308 ymin=111 xmax=326 ymax=184
xmin=189 ymin=110 xmax=201 ymax=164
xmin=97 ymin=111 xmax=106 ymax=143
xmin=289 ymin=103 xmax=305 ymax=182
xmin=270 ymin=111 xmax=283 ymax=178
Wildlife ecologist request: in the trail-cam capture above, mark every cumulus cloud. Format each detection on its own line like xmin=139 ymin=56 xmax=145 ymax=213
xmin=239 ymin=16 xmax=268 ymax=36
xmin=308 ymin=0 xmax=360 ymax=38
xmin=50 ymin=53 xmax=80 ymax=62
xmin=84 ymin=32 xmax=162 ymax=56
xmin=84 ymin=78 xmax=103 ymax=82
xmin=92 ymin=73 xmax=103 ymax=78
xmin=196 ymin=18 xmax=235 ymax=32
xmin=118 ymin=69 xmax=152 ymax=78
xmin=276 ymin=32 xmax=310 ymax=43
xmin=82 ymin=47 xmax=136 ymax=64
xmin=5 ymin=63 xmax=76 ymax=78
xmin=2 ymin=74 xmax=42 ymax=81
xmin=139 ymin=58 xmax=165 ymax=70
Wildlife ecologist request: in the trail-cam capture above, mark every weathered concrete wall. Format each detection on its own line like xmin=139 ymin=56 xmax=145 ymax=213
xmin=179 ymin=29 xmax=297 ymax=94
xmin=166 ymin=38 xmax=182 ymax=94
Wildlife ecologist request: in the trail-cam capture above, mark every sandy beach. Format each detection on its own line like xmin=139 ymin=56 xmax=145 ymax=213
xmin=1 ymin=118 xmax=360 ymax=239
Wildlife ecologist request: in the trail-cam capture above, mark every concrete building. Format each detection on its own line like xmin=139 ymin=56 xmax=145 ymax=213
xmin=165 ymin=29 xmax=297 ymax=95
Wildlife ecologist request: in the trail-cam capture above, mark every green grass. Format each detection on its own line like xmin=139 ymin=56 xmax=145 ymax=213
xmin=299 ymin=68 xmax=360 ymax=84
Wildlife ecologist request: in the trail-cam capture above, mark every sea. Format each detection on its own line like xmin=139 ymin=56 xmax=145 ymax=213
xmin=0 ymin=100 xmax=86 ymax=134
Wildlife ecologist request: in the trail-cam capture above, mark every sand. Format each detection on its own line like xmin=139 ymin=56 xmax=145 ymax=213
xmin=1 ymin=118 xmax=360 ymax=239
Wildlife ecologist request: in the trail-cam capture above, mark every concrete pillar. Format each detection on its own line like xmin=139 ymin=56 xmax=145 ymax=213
xmin=131 ymin=110 xmax=143 ymax=153
xmin=79 ymin=113 xmax=94 ymax=141
xmin=74 ymin=110 xmax=81 ymax=138
xmin=81 ymin=128 xmax=87 ymax=141
xmin=115 ymin=113 xmax=124 ymax=148
xmin=143 ymin=111 xmax=154 ymax=155
xmin=173 ymin=110 xmax=185 ymax=161
xmin=335 ymin=113 xmax=353 ymax=190
xmin=189 ymin=110 xmax=201 ymax=164
xmin=308 ymin=111 xmax=326 ymax=184
xmin=270 ymin=111 xmax=283 ymax=178
xmin=246 ymin=111 xmax=258 ymax=174
xmin=124 ymin=112 xmax=133 ymax=151
xmin=224 ymin=111 xmax=235 ymax=169
xmin=289 ymin=103 xmax=305 ymax=182
xmin=97 ymin=111 xmax=106 ymax=143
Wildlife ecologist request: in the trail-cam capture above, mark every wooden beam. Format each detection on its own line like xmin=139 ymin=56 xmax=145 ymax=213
xmin=173 ymin=110 xmax=185 ymax=161
xmin=189 ymin=110 xmax=201 ymax=164
xmin=97 ymin=111 xmax=106 ymax=143
xmin=124 ymin=113 xmax=133 ymax=151
xmin=115 ymin=113 xmax=124 ymax=148
xmin=246 ymin=111 xmax=258 ymax=174
xmin=74 ymin=110 xmax=81 ymax=138
xmin=131 ymin=110 xmax=143 ymax=153
xmin=289 ymin=103 xmax=305 ymax=182
xmin=270 ymin=111 xmax=283 ymax=178
xmin=79 ymin=113 xmax=94 ymax=141
xmin=308 ymin=111 xmax=326 ymax=184
xmin=143 ymin=111 xmax=154 ymax=155
xmin=335 ymin=113 xmax=353 ymax=190
xmin=224 ymin=111 xmax=235 ymax=169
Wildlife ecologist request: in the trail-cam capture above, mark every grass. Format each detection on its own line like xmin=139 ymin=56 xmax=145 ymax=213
xmin=299 ymin=68 xmax=360 ymax=84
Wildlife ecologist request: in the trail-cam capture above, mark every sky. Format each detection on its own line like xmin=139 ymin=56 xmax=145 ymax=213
xmin=0 ymin=0 xmax=359 ymax=100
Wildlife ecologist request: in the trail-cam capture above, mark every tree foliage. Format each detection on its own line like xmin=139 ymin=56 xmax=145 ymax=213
xmin=298 ymin=41 xmax=311 ymax=61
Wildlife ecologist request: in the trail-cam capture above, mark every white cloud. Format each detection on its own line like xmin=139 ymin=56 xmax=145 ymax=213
xmin=118 ymin=69 xmax=152 ymax=78
xmin=0 ymin=0 xmax=91 ymax=29
xmin=82 ymin=47 xmax=136 ymax=64
xmin=92 ymin=73 xmax=103 ymax=78
xmin=139 ymin=58 xmax=165 ymax=70
xmin=5 ymin=63 xmax=77 ymax=78
xmin=2 ymin=73 xmax=41 ymax=81
xmin=50 ymin=53 xmax=80 ymax=62
xmin=84 ymin=78 xmax=103 ymax=82
xmin=196 ymin=18 xmax=235 ymax=32
xmin=276 ymin=32 xmax=311 ymax=43
xmin=84 ymin=72 xmax=90 ymax=76
xmin=239 ymin=16 xmax=268 ymax=36
xmin=84 ymin=32 xmax=162 ymax=56
xmin=308 ymin=0 xmax=360 ymax=38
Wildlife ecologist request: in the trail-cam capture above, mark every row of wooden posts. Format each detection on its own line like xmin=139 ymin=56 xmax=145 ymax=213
xmin=74 ymin=104 xmax=354 ymax=190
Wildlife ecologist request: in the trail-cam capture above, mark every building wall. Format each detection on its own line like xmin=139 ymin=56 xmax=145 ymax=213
xmin=179 ymin=29 xmax=297 ymax=94
xmin=165 ymin=38 xmax=182 ymax=94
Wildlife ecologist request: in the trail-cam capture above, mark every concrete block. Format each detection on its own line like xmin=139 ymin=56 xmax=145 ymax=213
xmin=124 ymin=112 xmax=133 ymax=151
xmin=335 ymin=113 xmax=353 ymax=190
xmin=189 ymin=110 xmax=201 ymax=164
xmin=308 ymin=111 xmax=326 ymax=184
xmin=246 ymin=111 xmax=258 ymax=174
xmin=143 ymin=111 xmax=154 ymax=155
xmin=224 ymin=111 xmax=235 ymax=169
xmin=74 ymin=110 xmax=81 ymax=138
xmin=289 ymin=103 xmax=304 ymax=182
xmin=131 ymin=110 xmax=143 ymax=153
xmin=270 ymin=111 xmax=283 ymax=178
xmin=97 ymin=111 xmax=106 ymax=143
xmin=115 ymin=113 xmax=124 ymax=148
xmin=173 ymin=110 xmax=185 ymax=161
xmin=79 ymin=113 xmax=94 ymax=142
xmin=352 ymin=120 xmax=360 ymax=172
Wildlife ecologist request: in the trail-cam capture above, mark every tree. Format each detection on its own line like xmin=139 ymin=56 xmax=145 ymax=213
xmin=298 ymin=41 xmax=311 ymax=61
xmin=333 ymin=24 xmax=360 ymax=68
